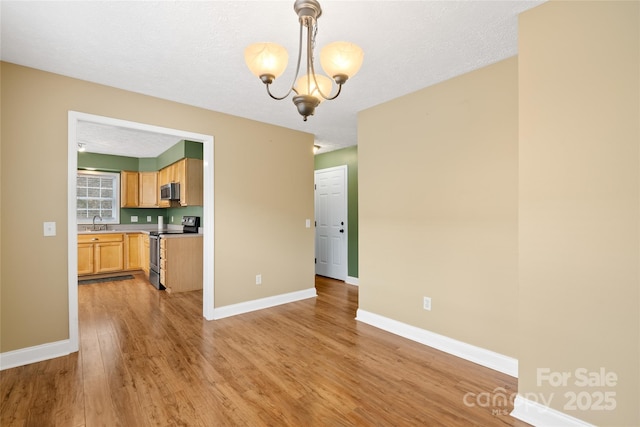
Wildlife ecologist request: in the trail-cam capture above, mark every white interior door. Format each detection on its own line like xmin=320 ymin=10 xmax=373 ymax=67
xmin=315 ymin=166 xmax=347 ymax=280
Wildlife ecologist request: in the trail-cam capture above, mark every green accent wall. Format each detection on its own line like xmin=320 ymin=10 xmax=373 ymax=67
xmin=120 ymin=208 xmax=166 ymax=224
xmin=78 ymin=140 xmax=204 ymax=172
xmin=157 ymin=140 xmax=203 ymax=169
xmin=119 ymin=207 xmax=204 ymax=227
xmin=139 ymin=157 xmax=159 ymax=172
xmin=314 ymin=145 xmax=358 ymax=278
xmin=78 ymin=140 xmax=204 ymax=226
xmin=166 ymin=206 xmax=204 ymax=226
xmin=184 ymin=140 xmax=204 ymax=160
xmin=78 ymin=152 xmax=140 ymax=171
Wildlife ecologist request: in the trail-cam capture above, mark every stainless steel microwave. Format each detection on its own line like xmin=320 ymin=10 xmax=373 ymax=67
xmin=160 ymin=182 xmax=180 ymax=200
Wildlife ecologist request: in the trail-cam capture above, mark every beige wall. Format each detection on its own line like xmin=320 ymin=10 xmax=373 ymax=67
xmin=358 ymin=57 xmax=519 ymax=357
xmin=0 ymin=62 xmax=315 ymax=353
xmin=518 ymin=1 xmax=639 ymax=425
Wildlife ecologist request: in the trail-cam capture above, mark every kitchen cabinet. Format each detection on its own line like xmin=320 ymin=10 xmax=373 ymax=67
xmin=174 ymin=158 xmax=203 ymax=206
xmin=157 ymin=158 xmax=203 ymax=207
xmin=96 ymin=241 xmax=124 ymax=273
xmin=78 ymin=233 xmax=124 ymax=275
xmin=78 ymin=232 xmax=144 ymax=276
xmin=120 ymin=171 xmax=139 ymax=207
xmin=124 ymin=233 xmax=143 ymax=270
xmin=78 ymin=243 xmax=94 ymax=275
xmin=121 ymin=171 xmax=159 ymax=208
xmin=138 ymin=172 xmax=158 ymax=207
xmin=160 ymin=235 xmax=203 ymax=293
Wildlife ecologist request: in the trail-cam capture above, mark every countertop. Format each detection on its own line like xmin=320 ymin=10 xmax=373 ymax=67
xmin=77 ymin=228 xmax=202 ymax=237
xmin=78 ymin=229 xmax=152 ymax=235
xmin=157 ymin=233 xmax=202 ymax=239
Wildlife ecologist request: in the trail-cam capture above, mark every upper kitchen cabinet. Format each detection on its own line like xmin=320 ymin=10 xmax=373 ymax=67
xmin=121 ymin=170 xmax=159 ymax=208
xmin=158 ymin=158 xmax=203 ymax=207
xmin=138 ymin=171 xmax=158 ymax=207
xmin=175 ymin=158 xmax=203 ymax=206
xmin=121 ymin=170 xmax=139 ymax=207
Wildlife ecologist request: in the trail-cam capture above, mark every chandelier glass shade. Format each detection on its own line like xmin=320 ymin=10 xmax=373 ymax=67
xmin=244 ymin=0 xmax=364 ymax=121
xmin=244 ymin=43 xmax=289 ymax=83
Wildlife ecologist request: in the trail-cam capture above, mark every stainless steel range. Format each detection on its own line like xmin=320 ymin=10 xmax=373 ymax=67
xmin=149 ymin=215 xmax=200 ymax=289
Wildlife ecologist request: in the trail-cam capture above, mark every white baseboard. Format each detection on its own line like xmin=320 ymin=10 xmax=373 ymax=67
xmin=355 ymin=309 xmax=518 ymax=377
xmin=212 ymin=287 xmax=317 ymax=320
xmin=346 ymin=276 xmax=359 ymax=285
xmin=0 ymin=339 xmax=75 ymax=371
xmin=511 ymin=395 xmax=595 ymax=427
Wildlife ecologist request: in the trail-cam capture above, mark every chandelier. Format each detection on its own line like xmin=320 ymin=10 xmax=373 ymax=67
xmin=244 ymin=0 xmax=364 ymax=121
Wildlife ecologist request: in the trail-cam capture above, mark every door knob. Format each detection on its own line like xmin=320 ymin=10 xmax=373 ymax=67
xmin=339 ymin=229 xmax=344 ymax=233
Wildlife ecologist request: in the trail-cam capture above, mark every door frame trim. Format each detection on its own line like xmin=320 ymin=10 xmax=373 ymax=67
xmin=67 ymin=111 xmax=215 ymax=353
xmin=314 ymin=165 xmax=348 ymax=281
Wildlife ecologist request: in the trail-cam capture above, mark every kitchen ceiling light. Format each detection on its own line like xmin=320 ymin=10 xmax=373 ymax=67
xmin=313 ymin=144 xmax=321 ymax=154
xmin=78 ymin=143 xmax=86 ymax=152
xmin=244 ymin=0 xmax=363 ymax=121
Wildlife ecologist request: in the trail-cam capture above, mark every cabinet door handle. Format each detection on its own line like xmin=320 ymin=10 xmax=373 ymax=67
xmin=91 ymin=238 xmax=98 ymax=241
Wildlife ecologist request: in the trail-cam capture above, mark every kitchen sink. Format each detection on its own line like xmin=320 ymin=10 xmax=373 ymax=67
xmin=80 ymin=228 xmax=116 ymax=233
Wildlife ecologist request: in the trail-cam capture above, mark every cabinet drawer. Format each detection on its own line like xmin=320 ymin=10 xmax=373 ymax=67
xmin=78 ymin=233 xmax=124 ymax=244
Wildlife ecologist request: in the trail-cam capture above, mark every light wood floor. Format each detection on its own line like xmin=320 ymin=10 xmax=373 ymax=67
xmin=1 ymin=274 xmax=529 ymax=426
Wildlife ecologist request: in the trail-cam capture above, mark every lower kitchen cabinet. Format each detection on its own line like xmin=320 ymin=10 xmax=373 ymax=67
xmin=159 ymin=236 xmax=203 ymax=293
xmin=78 ymin=243 xmax=95 ymax=275
xmin=125 ymin=233 xmax=143 ymax=270
xmin=78 ymin=232 xmax=144 ymax=276
xmin=95 ymin=241 xmax=124 ymax=273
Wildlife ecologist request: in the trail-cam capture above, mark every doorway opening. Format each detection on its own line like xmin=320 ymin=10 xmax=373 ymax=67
xmin=67 ymin=111 xmax=215 ymax=353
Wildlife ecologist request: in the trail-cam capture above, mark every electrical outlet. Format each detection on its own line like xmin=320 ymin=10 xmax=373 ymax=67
xmin=256 ymin=274 xmax=262 ymax=285
xmin=147 ymin=216 xmax=152 ymax=222
xmin=423 ymin=297 xmax=432 ymax=311
xmin=131 ymin=216 xmax=138 ymax=223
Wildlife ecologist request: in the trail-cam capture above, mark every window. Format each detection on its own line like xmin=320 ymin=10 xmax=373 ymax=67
xmin=77 ymin=170 xmax=120 ymax=224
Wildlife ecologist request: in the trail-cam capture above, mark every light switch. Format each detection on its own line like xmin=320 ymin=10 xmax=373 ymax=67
xmin=305 ymin=219 xmax=311 ymax=228
xmin=43 ymin=221 xmax=56 ymax=237
xmin=147 ymin=216 xmax=152 ymax=222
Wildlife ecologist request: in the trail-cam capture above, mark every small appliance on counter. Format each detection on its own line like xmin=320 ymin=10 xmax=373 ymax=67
xmin=149 ymin=216 xmax=200 ymax=289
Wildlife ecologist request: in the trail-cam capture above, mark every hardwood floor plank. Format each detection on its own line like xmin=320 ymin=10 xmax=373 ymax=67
xmin=1 ymin=273 xmax=529 ymax=426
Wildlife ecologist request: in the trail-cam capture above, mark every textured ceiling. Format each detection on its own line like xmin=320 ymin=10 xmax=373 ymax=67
xmin=77 ymin=121 xmax=186 ymax=158
xmin=1 ymin=0 xmax=545 ymax=157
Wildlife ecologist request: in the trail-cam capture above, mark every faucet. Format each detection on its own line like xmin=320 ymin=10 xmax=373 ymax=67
xmin=92 ymin=215 xmax=102 ymax=231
